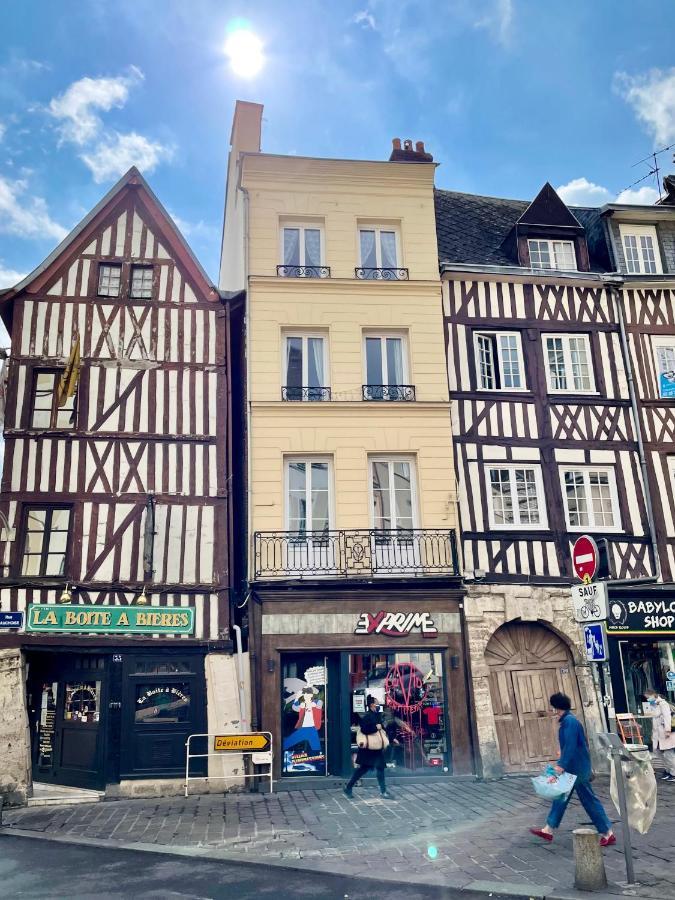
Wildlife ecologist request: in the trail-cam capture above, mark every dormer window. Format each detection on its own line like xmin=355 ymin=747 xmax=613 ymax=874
xmin=619 ymin=225 xmax=662 ymax=275
xmin=527 ymin=239 xmax=576 ymax=270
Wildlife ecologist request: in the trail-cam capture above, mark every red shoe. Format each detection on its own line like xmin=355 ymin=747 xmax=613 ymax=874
xmin=530 ymin=828 xmax=553 ymax=842
xmin=600 ymin=834 xmax=616 ymax=847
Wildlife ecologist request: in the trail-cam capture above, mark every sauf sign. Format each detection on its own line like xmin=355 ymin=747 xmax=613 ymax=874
xmin=354 ymin=611 xmax=438 ymax=637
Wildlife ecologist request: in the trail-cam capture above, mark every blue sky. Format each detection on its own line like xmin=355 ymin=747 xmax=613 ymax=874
xmin=1 ymin=0 xmax=674 ymax=293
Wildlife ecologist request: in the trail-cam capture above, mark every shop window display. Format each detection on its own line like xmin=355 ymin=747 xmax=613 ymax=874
xmin=619 ymin=639 xmax=675 ymax=746
xmin=64 ymin=681 xmax=100 ymax=724
xmin=281 ymin=654 xmax=327 ymax=775
xmin=350 ymin=652 xmax=449 ymax=773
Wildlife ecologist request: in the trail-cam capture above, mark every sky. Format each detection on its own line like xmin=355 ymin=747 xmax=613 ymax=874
xmin=1 ymin=0 xmax=675 ymax=294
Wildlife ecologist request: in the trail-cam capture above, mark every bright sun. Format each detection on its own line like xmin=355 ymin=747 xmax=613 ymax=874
xmin=225 ymin=28 xmax=264 ymax=78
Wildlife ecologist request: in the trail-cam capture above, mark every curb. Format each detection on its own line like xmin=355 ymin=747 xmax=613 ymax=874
xmin=0 ymin=826 xmax=663 ymax=900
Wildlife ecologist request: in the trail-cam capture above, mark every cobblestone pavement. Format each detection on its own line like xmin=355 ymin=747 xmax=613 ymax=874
xmin=3 ymin=777 xmax=675 ymax=899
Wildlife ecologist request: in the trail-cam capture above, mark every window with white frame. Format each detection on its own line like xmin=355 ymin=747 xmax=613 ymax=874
xmin=528 ymin=239 xmax=577 ymax=270
xmin=652 ymin=336 xmax=675 ymax=399
xmin=280 ymin=224 xmax=324 ymax=275
xmin=474 ymin=331 xmax=525 ymax=390
xmin=543 ymin=334 xmax=595 ymax=393
xmin=560 ymin=467 xmax=619 ymax=530
xmin=370 ymin=458 xmax=416 ymax=532
xmin=363 ymin=333 xmax=409 ymax=399
xmin=97 ymin=263 xmax=122 ymax=297
xmin=619 ymin=225 xmax=662 ymax=275
xmin=286 ymin=459 xmax=331 ymax=534
xmin=487 ymin=466 xmax=546 ymax=529
xmin=130 ymin=265 xmax=153 ymax=298
xmin=283 ymin=333 xmax=329 ymax=400
xmin=359 ymin=226 xmax=400 ymax=270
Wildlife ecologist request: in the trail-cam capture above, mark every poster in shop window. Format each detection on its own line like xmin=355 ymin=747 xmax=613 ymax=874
xmin=281 ymin=657 xmax=326 ymax=775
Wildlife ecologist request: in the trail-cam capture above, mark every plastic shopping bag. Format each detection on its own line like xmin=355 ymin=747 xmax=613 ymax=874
xmin=609 ymin=748 xmax=656 ymax=835
xmin=531 ymin=770 xmax=577 ymax=801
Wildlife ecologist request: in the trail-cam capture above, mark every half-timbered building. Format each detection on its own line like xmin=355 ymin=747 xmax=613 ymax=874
xmin=0 ymin=168 xmax=240 ymax=803
xmin=436 ymin=183 xmax=651 ymax=775
xmin=591 ymin=176 xmax=675 ymax=730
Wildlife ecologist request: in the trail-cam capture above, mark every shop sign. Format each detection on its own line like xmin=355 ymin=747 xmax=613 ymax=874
xmin=571 ymin=582 xmax=608 ymax=623
xmin=25 ymin=604 xmax=195 ymax=634
xmin=354 ymin=611 xmax=438 ymax=637
xmin=0 ymin=611 xmax=23 ymax=629
xmin=607 ymin=597 xmax=675 ymax=634
xmin=214 ymin=733 xmax=271 ymax=752
xmin=660 ymin=372 xmax=675 ymax=399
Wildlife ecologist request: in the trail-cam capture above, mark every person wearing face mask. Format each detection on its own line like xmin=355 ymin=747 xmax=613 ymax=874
xmin=645 ymin=689 xmax=675 ymax=782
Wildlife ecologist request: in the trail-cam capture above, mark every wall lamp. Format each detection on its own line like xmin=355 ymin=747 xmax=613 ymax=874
xmin=136 ymin=586 xmax=148 ymax=606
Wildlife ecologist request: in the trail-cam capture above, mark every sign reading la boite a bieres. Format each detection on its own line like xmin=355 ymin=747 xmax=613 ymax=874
xmin=26 ymin=604 xmax=194 ymax=635
xmin=607 ymin=597 xmax=675 ymax=634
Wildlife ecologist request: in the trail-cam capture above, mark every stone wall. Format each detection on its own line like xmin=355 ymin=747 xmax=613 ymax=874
xmin=464 ymin=584 xmax=605 ymax=779
xmin=0 ymin=649 xmax=31 ymax=806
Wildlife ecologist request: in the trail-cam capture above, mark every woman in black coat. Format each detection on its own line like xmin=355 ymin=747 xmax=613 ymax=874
xmin=344 ymin=696 xmax=394 ymax=799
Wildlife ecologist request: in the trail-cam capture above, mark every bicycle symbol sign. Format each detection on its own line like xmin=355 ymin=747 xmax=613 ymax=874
xmin=571 ymin=582 xmax=608 ymax=623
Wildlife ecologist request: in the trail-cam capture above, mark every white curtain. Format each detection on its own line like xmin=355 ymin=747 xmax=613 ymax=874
xmin=380 ymin=231 xmax=397 ymax=268
xmin=284 ymin=228 xmax=300 ymax=266
xmin=386 ymin=338 xmax=403 ymax=385
xmin=359 ymin=230 xmax=377 ymax=268
xmin=308 ymin=337 xmax=324 ymax=387
xmin=305 ymin=229 xmax=320 ymax=267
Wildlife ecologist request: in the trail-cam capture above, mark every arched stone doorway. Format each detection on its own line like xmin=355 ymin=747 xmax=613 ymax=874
xmin=485 ymin=621 xmax=583 ymax=773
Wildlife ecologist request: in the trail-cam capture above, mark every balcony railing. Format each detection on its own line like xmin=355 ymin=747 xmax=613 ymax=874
xmin=277 ymin=265 xmax=331 ymax=279
xmin=362 ymin=384 xmax=416 ymax=401
xmin=355 ymin=267 xmax=409 ymax=281
xmin=254 ymin=529 xmax=458 ymax=579
xmin=281 ymin=386 xmax=332 ymax=401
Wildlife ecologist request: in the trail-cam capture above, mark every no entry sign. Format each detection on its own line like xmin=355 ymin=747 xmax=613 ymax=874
xmin=573 ymin=535 xmax=598 ymax=583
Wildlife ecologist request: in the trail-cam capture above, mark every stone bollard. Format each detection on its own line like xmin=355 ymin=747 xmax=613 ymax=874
xmin=573 ymin=827 xmax=608 ymax=891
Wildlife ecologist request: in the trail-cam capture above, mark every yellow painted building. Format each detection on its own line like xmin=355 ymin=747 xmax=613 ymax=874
xmin=220 ymin=102 xmax=472 ymax=782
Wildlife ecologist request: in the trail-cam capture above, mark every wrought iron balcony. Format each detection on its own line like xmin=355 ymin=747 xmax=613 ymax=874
xmin=362 ymin=384 xmax=416 ymax=401
xmin=281 ymin=386 xmax=331 ymax=401
xmin=254 ymin=529 xmax=458 ymax=579
xmin=355 ymin=267 xmax=409 ymax=281
xmin=277 ymin=265 xmax=331 ymax=279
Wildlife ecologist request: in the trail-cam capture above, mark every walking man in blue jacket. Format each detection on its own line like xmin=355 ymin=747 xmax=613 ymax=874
xmin=530 ymin=692 xmax=615 ymax=846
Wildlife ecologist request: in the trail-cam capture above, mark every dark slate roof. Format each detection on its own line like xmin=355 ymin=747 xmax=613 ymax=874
xmin=434 ymin=188 xmax=610 ymax=272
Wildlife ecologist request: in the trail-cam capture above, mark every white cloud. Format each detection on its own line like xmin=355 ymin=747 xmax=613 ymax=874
xmin=556 ymin=176 xmax=660 ymax=207
xmin=81 ymin=132 xmax=174 ymax=183
xmin=0 ymin=262 xmax=27 ymax=287
xmin=352 ymin=9 xmax=377 ymax=30
xmin=615 ymin=185 xmax=660 ymax=205
xmin=0 ymin=175 xmax=68 ymax=241
xmin=475 ymin=0 xmax=514 ymax=47
xmin=0 ymin=123 xmax=5 ymax=143
xmin=49 ymin=67 xmax=144 ymax=145
xmin=615 ymin=68 xmax=675 ymax=146
xmin=168 ymin=211 xmax=220 ymax=242
xmin=557 ymin=177 xmax=612 ymax=206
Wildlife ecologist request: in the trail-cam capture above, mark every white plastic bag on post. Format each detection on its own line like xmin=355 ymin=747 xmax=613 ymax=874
xmin=609 ymin=749 xmax=657 ymax=835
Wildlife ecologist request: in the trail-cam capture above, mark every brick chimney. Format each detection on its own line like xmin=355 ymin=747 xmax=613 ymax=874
xmin=389 ymin=137 xmax=433 ymax=163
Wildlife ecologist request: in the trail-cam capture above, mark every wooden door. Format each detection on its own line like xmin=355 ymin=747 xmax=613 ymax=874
xmin=485 ymin=622 xmax=582 ymax=773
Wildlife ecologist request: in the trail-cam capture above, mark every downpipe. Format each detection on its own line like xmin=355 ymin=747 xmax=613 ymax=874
xmin=232 ymin=623 xmax=249 ymax=733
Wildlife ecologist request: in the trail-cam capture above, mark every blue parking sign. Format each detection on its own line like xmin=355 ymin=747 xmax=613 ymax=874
xmin=584 ymin=623 xmax=607 ymax=662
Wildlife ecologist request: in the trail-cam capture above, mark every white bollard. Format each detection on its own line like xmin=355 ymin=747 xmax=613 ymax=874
xmin=573 ymin=827 xmax=608 ymax=891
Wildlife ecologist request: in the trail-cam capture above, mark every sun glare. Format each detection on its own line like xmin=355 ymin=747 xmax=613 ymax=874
xmin=225 ymin=28 xmax=264 ymax=78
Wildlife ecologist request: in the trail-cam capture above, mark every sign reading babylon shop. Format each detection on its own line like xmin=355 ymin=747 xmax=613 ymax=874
xmin=26 ymin=604 xmax=195 ymax=635
xmin=607 ymin=597 xmax=675 ymax=634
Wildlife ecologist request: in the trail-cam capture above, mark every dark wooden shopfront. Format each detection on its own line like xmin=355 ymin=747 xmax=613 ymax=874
xmin=250 ymin=581 xmax=473 ymax=782
xmin=25 ymin=645 xmax=208 ymax=791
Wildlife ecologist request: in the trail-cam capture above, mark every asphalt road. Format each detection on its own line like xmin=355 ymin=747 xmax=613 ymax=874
xmin=0 ymin=835 xmax=479 ymax=900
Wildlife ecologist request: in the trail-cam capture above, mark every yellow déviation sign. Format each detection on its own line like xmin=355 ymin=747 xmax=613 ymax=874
xmin=213 ymin=733 xmax=270 ymax=752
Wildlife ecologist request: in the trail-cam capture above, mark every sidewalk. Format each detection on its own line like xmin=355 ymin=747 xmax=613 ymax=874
xmin=3 ymin=777 xmax=674 ymax=899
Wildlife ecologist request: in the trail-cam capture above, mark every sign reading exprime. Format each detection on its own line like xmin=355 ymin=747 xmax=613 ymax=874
xmin=354 ymin=611 xmax=438 ymax=637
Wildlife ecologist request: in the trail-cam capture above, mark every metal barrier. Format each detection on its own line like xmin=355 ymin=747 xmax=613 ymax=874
xmin=184 ymin=731 xmax=273 ymax=797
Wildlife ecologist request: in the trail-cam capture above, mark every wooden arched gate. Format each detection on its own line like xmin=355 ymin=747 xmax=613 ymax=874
xmin=485 ymin=622 xmax=583 ymax=773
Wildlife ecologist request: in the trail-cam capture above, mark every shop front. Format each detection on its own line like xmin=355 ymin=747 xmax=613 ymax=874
xmin=607 ymin=585 xmax=675 ymax=745
xmin=252 ymin=585 xmax=472 ymax=781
